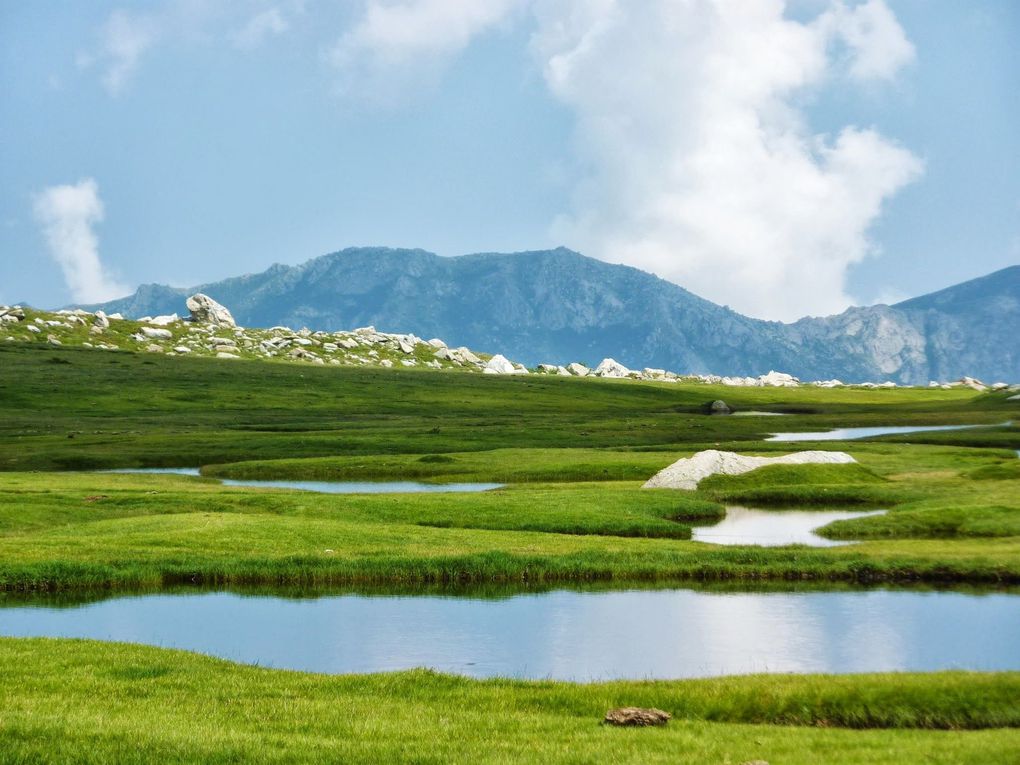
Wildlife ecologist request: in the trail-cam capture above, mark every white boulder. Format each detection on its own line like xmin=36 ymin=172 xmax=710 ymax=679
xmin=594 ymin=358 xmax=631 ymax=378
xmin=140 ymin=327 xmax=172 ymax=340
xmin=567 ymin=363 xmax=590 ymax=377
xmin=186 ymin=294 xmax=236 ymax=327
xmin=484 ymin=354 xmax=516 ymax=375
xmin=757 ymin=370 xmax=799 ymax=387
xmin=643 ymin=449 xmax=857 ymax=491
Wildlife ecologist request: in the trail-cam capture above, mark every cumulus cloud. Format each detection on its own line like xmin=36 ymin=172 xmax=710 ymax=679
xmin=232 ymin=7 xmax=290 ymax=50
xmin=328 ymin=0 xmax=921 ymax=319
xmin=532 ymin=0 xmax=922 ymax=320
xmin=327 ymin=0 xmax=525 ymax=102
xmin=32 ymin=179 xmax=128 ymax=303
xmin=97 ymin=10 xmax=158 ymax=95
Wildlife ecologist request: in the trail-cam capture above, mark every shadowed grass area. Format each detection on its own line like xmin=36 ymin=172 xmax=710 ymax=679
xmin=0 ymin=638 xmax=1018 ymax=764
xmin=1 ymin=343 xmax=1015 ymax=471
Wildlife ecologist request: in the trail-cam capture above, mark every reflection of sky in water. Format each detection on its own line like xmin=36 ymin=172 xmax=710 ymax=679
xmin=104 ymin=469 xmax=502 ymax=494
xmin=692 ymin=506 xmax=885 ymax=547
xmin=1 ymin=589 xmax=1017 ymax=680
xmin=768 ymin=424 xmax=985 ymax=442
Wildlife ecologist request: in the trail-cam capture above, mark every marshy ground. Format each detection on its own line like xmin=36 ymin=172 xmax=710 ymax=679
xmin=1 ymin=342 xmax=1018 ymax=762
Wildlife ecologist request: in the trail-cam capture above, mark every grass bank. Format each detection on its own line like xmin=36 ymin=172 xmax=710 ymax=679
xmin=0 ymin=638 xmax=1017 ymax=764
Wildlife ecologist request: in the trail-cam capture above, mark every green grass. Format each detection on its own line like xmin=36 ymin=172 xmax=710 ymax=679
xmin=1 ymin=639 xmax=1018 ymax=764
xmin=1 ymin=343 xmax=1014 ymax=471
xmin=2 ymin=339 xmax=1020 ymax=762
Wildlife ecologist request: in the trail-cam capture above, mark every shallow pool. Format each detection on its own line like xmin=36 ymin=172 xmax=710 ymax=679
xmin=692 ymin=506 xmax=884 ymax=547
xmin=1 ymin=588 xmax=1016 ymax=680
xmin=767 ymin=424 xmax=993 ymax=442
xmin=105 ymin=469 xmax=503 ymax=494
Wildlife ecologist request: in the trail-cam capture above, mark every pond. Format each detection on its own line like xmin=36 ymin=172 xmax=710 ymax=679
xmin=767 ymin=424 xmax=993 ymax=442
xmin=105 ymin=469 xmax=503 ymax=494
xmin=1 ymin=588 xmax=1016 ymax=680
xmin=692 ymin=506 xmax=884 ymax=547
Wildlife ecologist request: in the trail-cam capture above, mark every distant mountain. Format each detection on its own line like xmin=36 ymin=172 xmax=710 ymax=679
xmin=84 ymin=248 xmax=1020 ymax=384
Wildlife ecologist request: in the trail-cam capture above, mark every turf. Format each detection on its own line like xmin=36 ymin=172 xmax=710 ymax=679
xmin=1 ymin=638 xmax=1018 ymax=764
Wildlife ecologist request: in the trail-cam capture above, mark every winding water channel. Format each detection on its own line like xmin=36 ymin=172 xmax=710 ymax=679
xmin=2 ymin=588 xmax=1017 ymax=680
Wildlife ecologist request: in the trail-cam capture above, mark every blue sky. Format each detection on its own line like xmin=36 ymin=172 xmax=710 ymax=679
xmin=1 ymin=0 xmax=1017 ymax=320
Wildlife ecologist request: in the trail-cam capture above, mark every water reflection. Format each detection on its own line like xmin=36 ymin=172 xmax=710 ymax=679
xmin=104 ymin=469 xmax=502 ymax=494
xmin=768 ymin=424 xmax=993 ymax=442
xmin=1 ymin=588 xmax=1016 ymax=680
xmin=692 ymin=506 xmax=884 ymax=547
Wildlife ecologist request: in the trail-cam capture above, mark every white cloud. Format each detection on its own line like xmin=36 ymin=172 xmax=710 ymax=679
xmin=824 ymin=0 xmax=915 ymax=81
xmin=232 ymin=7 xmax=290 ymax=50
xmin=327 ymin=0 xmax=525 ymax=102
xmin=32 ymin=179 xmax=128 ymax=304
xmin=327 ymin=0 xmax=920 ymax=319
xmin=531 ymin=0 xmax=922 ymax=320
xmin=99 ymin=10 xmax=158 ymax=95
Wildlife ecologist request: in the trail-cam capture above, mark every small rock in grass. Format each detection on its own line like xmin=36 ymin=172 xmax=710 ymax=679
xmin=706 ymin=399 xmax=731 ymax=415
xmin=602 ymin=707 xmax=671 ymax=726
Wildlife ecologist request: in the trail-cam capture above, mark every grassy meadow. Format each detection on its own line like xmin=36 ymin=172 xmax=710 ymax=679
xmin=1 ymin=341 xmax=1019 ymax=762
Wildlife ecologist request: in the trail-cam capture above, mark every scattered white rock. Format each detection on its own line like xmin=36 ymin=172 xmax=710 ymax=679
xmin=757 ymin=370 xmax=800 ymax=387
xmin=148 ymin=314 xmax=179 ymax=326
xmin=484 ymin=354 xmax=517 ymax=375
xmin=215 ymin=351 xmax=240 ymax=359
xmin=567 ymin=362 xmax=590 ymax=377
xmin=140 ymin=327 xmax=172 ymax=340
xmin=594 ymin=358 xmax=631 ymax=378
xmin=643 ymin=449 xmax=857 ymax=491
xmin=186 ymin=294 xmax=236 ymax=327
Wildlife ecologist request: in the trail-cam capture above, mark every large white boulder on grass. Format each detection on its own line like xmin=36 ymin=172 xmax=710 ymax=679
xmin=483 ymin=354 xmax=517 ymax=375
xmin=642 ymin=449 xmax=857 ymax=491
xmin=186 ymin=294 xmax=236 ymax=327
xmin=594 ymin=358 xmax=631 ymax=378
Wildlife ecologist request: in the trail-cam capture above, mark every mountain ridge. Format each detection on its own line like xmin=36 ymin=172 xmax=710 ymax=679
xmin=81 ymin=248 xmax=1020 ymax=384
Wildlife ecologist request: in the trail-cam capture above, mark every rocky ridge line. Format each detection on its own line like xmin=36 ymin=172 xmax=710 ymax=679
xmin=1 ymin=297 xmax=1015 ymax=392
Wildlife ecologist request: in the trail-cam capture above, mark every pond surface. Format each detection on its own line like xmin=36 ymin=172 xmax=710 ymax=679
xmin=692 ymin=506 xmax=884 ymax=547
xmin=106 ymin=469 xmax=502 ymax=494
xmin=768 ymin=424 xmax=989 ymax=442
xmin=2 ymin=588 xmax=1016 ymax=680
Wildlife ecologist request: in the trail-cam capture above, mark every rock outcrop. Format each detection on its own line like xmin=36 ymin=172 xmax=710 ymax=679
xmin=186 ymin=294 xmax=236 ymax=327
xmin=643 ymin=450 xmax=857 ymax=491
xmin=81 ymin=248 xmax=1020 ymax=384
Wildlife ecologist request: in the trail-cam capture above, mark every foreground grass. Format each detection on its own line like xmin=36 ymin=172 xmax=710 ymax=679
xmin=1 ymin=638 xmax=1018 ymax=764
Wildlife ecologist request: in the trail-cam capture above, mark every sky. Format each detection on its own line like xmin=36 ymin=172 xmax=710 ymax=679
xmin=1 ymin=0 xmax=1017 ymax=321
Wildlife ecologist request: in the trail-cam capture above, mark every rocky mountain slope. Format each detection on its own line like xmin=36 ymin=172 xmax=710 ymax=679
xmin=82 ymin=248 xmax=1019 ymax=384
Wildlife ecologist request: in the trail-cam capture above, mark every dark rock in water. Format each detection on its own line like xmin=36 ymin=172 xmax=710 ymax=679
xmin=603 ymin=707 xmax=671 ymax=726
xmin=705 ymin=399 xmax=732 ymax=415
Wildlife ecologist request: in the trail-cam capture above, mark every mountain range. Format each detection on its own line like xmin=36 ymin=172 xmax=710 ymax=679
xmin=84 ymin=247 xmax=1019 ymax=384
